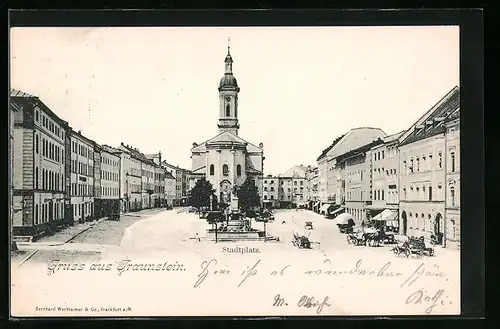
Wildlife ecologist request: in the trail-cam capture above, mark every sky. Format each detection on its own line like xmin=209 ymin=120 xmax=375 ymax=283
xmin=10 ymin=26 xmax=459 ymax=175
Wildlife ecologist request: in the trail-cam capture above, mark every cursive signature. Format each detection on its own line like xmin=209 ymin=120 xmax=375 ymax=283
xmin=297 ymin=295 xmax=331 ymax=314
xmin=405 ymin=288 xmax=447 ymax=314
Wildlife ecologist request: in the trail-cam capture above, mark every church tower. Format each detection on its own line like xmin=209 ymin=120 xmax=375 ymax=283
xmin=218 ymin=39 xmax=240 ymax=135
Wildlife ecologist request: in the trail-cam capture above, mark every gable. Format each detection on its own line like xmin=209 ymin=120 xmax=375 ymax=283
xmin=192 ymin=131 xmax=263 ymax=153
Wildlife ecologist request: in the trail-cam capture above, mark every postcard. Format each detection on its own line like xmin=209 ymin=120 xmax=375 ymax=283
xmin=10 ymin=25 xmax=461 ymax=317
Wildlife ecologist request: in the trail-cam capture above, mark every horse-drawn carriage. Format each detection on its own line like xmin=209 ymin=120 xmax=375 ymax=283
xmin=392 ymin=236 xmax=434 ymax=257
xmin=334 ymin=213 xmax=355 ymax=233
xmin=346 ymin=227 xmax=394 ymax=247
xmin=292 ymin=232 xmax=312 ymax=249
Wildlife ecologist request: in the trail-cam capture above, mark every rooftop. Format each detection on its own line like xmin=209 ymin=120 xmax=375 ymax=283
xmin=400 ymin=86 xmax=459 ymax=147
xmin=316 ymin=134 xmax=346 ymax=161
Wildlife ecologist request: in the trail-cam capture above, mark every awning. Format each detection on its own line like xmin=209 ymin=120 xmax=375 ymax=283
xmin=334 ymin=213 xmax=354 ymax=225
xmin=372 ymin=209 xmax=398 ymax=221
xmin=329 ymin=206 xmax=345 ymax=216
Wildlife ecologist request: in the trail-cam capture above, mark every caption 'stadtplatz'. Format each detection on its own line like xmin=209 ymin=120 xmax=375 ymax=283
xmin=9 ymin=44 xmax=460 ymax=250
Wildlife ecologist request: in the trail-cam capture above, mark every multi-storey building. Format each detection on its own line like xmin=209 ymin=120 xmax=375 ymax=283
xmin=93 ymin=145 xmax=102 ymax=217
xmin=97 ymin=145 xmax=121 ymax=218
xmin=10 ymin=96 xmax=19 ymax=245
xmin=262 ymin=175 xmax=280 ymax=208
xmin=305 ymin=167 xmax=319 ymax=211
xmin=118 ymin=144 xmax=155 ymax=210
xmin=162 ymin=162 xmax=192 ymax=206
xmin=11 ymin=89 xmax=69 ymax=238
xmin=282 ymin=165 xmax=309 ymax=206
xmin=153 ymin=165 xmax=166 ymax=208
xmin=116 ymin=144 xmax=143 ymax=212
xmin=398 ymin=86 xmax=459 ymax=246
xmin=336 ymin=139 xmax=384 ymax=225
xmin=146 ymin=152 xmax=167 ymax=208
xmin=444 ymin=107 xmax=460 ymax=249
xmin=278 ymin=177 xmax=294 ymax=208
xmin=165 ymin=171 xmax=176 ymax=208
xmin=69 ymin=129 xmax=95 ymax=223
xmin=367 ymin=131 xmax=405 ymax=226
xmin=316 ymin=128 xmax=386 ymax=211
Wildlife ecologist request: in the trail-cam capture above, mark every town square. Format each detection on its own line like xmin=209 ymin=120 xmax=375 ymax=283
xmin=9 ymin=26 xmax=461 ymax=316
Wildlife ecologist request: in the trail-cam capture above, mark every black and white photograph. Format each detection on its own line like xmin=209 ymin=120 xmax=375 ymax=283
xmin=9 ymin=25 xmax=463 ymax=317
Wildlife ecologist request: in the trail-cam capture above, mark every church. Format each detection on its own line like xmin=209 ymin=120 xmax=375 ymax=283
xmin=189 ymin=43 xmax=264 ymax=207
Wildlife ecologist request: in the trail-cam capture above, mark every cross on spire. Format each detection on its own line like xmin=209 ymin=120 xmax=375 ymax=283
xmin=227 ymin=36 xmax=231 ymax=54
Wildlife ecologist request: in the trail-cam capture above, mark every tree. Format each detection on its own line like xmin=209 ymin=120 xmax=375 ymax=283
xmin=190 ymin=178 xmax=216 ymax=210
xmin=236 ymin=177 xmax=261 ymax=213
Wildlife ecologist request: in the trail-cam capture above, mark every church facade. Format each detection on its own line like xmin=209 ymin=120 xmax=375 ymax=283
xmin=189 ymin=45 xmax=264 ymax=207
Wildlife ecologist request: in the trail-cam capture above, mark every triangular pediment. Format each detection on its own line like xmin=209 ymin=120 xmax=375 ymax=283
xmin=191 ymin=131 xmax=263 ymax=153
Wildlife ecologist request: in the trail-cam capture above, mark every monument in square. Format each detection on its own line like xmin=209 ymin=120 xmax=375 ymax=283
xmin=189 ymin=40 xmax=266 ymax=241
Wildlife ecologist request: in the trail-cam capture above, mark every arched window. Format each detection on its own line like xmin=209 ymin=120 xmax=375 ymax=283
xmin=236 ymin=164 xmax=241 ymax=176
xmin=222 ymin=164 xmax=229 ymax=176
xmin=42 ymin=169 xmax=46 ymax=189
xmin=226 ymin=104 xmax=230 ymax=117
xmin=450 ymin=186 xmax=456 ymax=206
xmin=36 ymin=167 xmax=39 ymax=189
xmin=210 ymin=164 xmax=214 ymax=175
xmin=35 ymin=135 xmax=39 ymax=154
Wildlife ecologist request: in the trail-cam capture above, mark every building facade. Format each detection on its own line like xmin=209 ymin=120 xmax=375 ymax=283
xmin=70 ymin=130 xmax=95 ymax=223
xmin=98 ymin=145 xmax=121 ymax=218
xmin=337 ymin=139 xmax=383 ymax=225
xmin=10 ymin=95 xmax=19 ymax=242
xmin=189 ymin=45 xmax=264 ymax=207
xmin=305 ymin=167 xmax=319 ymax=210
xmin=120 ymin=147 xmax=143 ymax=212
xmin=153 ymin=165 xmax=166 ymax=208
xmin=263 ymin=175 xmax=280 ymax=208
xmin=11 ymin=90 xmax=69 ymax=238
xmin=444 ymin=107 xmax=460 ymax=249
xmin=93 ymin=144 xmax=102 ymax=217
xmin=398 ymin=86 xmax=459 ymax=246
xmin=165 ymin=171 xmax=176 ymax=208
xmin=316 ymin=128 xmax=386 ymax=211
xmin=367 ymin=131 xmax=405 ymax=217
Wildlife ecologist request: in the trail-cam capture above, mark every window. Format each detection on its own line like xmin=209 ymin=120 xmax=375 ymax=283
xmin=264 ymin=195 xmax=267 ymax=200
xmin=382 ymin=190 xmax=384 ymax=200
xmin=226 ymin=104 xmax=230 ymax=117
xmin=382 ymin=150 xmax=384 ymax=159
xmin=222 ymin=164 xmax=229 ymax=176
xmin=236 ymin=164 xmax=241 ymax=176
xmin=451 ymin=152 xmax=456 ymax=172
xmin=270 ymin=187 xmax=274 ymax=192
xmin=35 ymin=167 xmax=39 ymax=189
xmin=35 ymin=110 xmax=39 ymax=121
xmin=429 ymin=186 xmax=433 ymax=201
xmin=35 ymin=135 xmax=39 ymax=154
xmin=438 ymin=152 xmax=443 ymax=169
xmin=450 ymin=186 xmax=456 ymax=206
